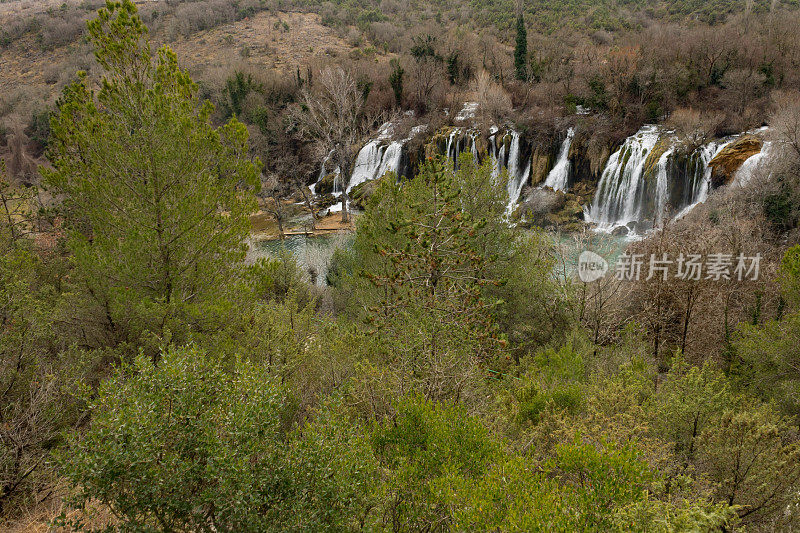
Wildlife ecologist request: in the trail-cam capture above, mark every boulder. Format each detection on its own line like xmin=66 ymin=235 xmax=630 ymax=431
xmin=315 ymin=172 xmax=338 ymax=195
xmin=349 ymin=177 xmax=385 ymax=209
xmin=529 ymin=147 xmax=554 ymax=187
xmin=611 ymin=225 xmax=629 ymax=237
xmin=317 ymin=193 xmax=339 ymax=209
xmin=708 ymin=135 xmax=762 ymax=188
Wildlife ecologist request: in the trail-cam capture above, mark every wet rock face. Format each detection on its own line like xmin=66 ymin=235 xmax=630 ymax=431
xmin=708 ymin=135 xmax=762 ymax=188
xmin=516 ymin=184 xmax=595 ymax=232
xmin=567 ymin=132 xmax=613 ymax=188
xmin=315 ymin=173 xmax=338 ymax=195
xmin=530 ymin=147 xmax=555 ymax=187
xmin=349 ymin=176 xmax=386 ymax=209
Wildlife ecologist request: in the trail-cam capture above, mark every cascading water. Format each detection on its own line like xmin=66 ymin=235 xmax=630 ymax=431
xmin=733 ymin=141 xmax=771 ymax=186
xmin=444 ymin=127 xmax=531 ymax=210
xmin=589 ymin=126 xmax=741 ymax=233
xmin=315 ymin=117 xmax=532 ymax=213
xmin=347 ymin=139 xmax=403 ymax=193
xmin=503 ymin=131 xmax=531 ymax=209
xmin=445 ymin=128 xmax=480 ymax=170
xmin=673 ymin=139 xmax=730 ymax=220
xmin=543 ymin=128 xmax=575 ymax=192
xmin=652 ymin=148 xmax=674 ymax=227
xmin=314 ymin=150 xmax=341 ymax=194
xmin=588 ymin=125 xmax=660 ymax=232
xmin=315 ymin=122 xmax=411 ymax=200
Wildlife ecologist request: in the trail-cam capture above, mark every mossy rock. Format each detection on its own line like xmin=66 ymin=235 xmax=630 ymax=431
xmin=570 ymin=181 xmax=597 ymax=204
xmin=317 ymin=193 xmax=340 ymax=209
xmin=568 ymin=131 xmax=613 ymax=183
xmin=315 ymin=172 xmax=338 ymax=195
xmin=708 ymin=135 xmax=763 ymax=188
xmin=530 ymin=148 xmax=553 ymax=187
xmin=642 ymin=136 xmax=671 ymax=181
xmin=349 ymin=175 xmax=388 ymax=209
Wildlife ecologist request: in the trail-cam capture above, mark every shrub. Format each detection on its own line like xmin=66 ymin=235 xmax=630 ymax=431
xmin=58 ymin=346 xmax=379 ymax=531
xmin=372 ymin=395 xmax=499 ymax=529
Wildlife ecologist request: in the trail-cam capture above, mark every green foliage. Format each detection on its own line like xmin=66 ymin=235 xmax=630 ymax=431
xmin=0 ymin=238 xmax=87 ymax=517
xmin=733 ymin=312 xmax=800 ymax=414
xmin=372 ymin=394 xmax=499 ymax=530
xmin=43 ymin=0 xmax=261 ymax=350
xmin=441 ymin=436 xmax=735 ymax=531
xmin=493 ymin=230 xmax=569 ymax=363
xmin=410 ymin=34 xmax=441 ymax=62
xmin=336 ymin=156 xmax=567 ymax=402
xmin=388 ymin=58 xmax=404 ymax=107
xmin=245 ymin=252 xmax=310 ymax=304
xmin=763 ymin=187 xmax=795 ymax=230
xmin=552 ymin=438 xmax=653 ymax=530
xmin=222 ymin=70 xmax=262 ymax=118
xmin=445 ymin=51 xmax=460 ymax=84
xmin=58 ymin=345 xmax=378 ymax=532
xmin=587 ymin=76 xmax=609 ymax=110
xmin=339 ymin=157 xmax=510 ymax=400
xmin=516 ymin=382 xmax=583 ymax=425
xmin=697 ymin=402 xmax=800 ymax=528
xmin=648 ymin=357 xmax=731 ymax=463
xmin=440 ymin=457 xmax=566 ymax=531
xmin=781 ymin=244 xmax=800 ymax=305
xmin=26 ymin=108 xmax=52 ymax=150
xmin=514 ymin=14 xmax=527 ymax=81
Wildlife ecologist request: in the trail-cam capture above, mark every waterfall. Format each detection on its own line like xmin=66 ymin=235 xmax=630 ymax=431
xmin=347 ymin=139 xmax=403 ymax=193
xmin=653 ymin=148 xmax=674 ymax=227
xmin=543 ymin=128 xmax=575 ymax=192
xmin=442 ymin=127 xmax=530 ymax=210
xmin=588 ymin=125 xmax=660 ymax=232
xmin=314 ymin=121 xmax=409 ymax=199
xmin=314 ymin=150 xmax=341 ymax=195
xmin=589 ymin=126 xmax=743 ymax=233
xmin=315 ymin=119 xmax=531 ymax=213
xmin=733 ymin=142 xmax=771 ymax=186
xmin=673 ymin=139 xmax=730 ymax=220
xmin=504 ymin=131 xmax=531 ymax=208
xmin=445 ymin=128 xmax=479 ymax=170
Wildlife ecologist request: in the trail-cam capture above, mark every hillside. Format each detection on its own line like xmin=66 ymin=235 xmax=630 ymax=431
xmin=3 ymin=1 xmax=800 ymax=530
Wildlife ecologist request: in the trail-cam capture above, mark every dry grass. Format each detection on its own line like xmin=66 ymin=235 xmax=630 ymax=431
xmin=0 ymin=7 xmax=379 ymax=101
xmin=1 ymin=492 xmax=118 ymax=533
xmin=171 ymin=12 xmax=360 ymax=75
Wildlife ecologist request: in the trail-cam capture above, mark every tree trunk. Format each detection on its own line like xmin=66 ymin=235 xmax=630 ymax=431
xmin=298 ymin=186 xmax=318 ymax=230
xmin=276 ymin=216 xmax=284 ymax=240
xmin=340 ymin=193 xmax=349 ymax=223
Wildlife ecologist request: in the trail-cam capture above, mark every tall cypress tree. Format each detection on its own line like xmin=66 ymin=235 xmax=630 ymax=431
xmin=514 ymin=14 xmax=528 ymax=81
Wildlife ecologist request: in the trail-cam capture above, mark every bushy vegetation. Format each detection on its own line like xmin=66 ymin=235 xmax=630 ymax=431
xmin=2 ymin=0 xmax=800 ymax=531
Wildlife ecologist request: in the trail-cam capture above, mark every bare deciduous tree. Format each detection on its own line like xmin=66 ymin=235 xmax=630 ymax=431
xmin=262 ymin=174 xmax=290 ymax=240
xmin=474 ymin=70 xmax=511 ymax=122
xmin=291 ymin=67 xmax=371 ymax=223
xmin=771 ymin=90 xmax=800 ymax=161
xmin=668 ymin=107 xmax=724 ymax=150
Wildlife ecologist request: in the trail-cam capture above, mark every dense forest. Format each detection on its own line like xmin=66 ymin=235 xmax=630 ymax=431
xmin=2 ymin=0 xmax=800 ymax=531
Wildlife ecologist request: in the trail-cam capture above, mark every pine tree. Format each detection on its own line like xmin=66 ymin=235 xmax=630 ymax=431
xmin=44 ymin=0 xmax=261 ymax=344
xmin=514 ymin=14 xmax=528 ymax=81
